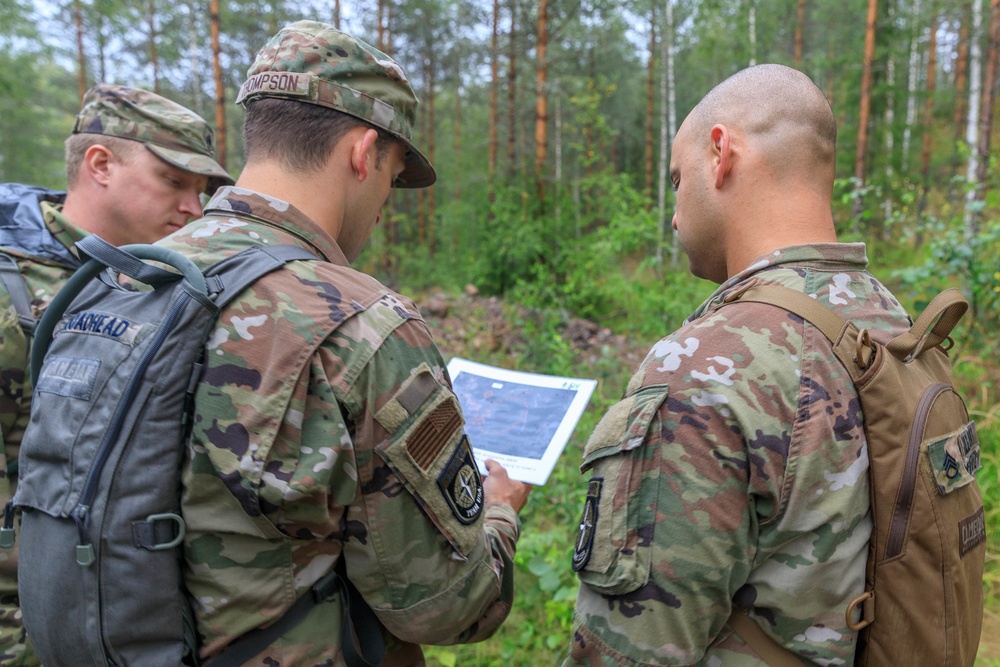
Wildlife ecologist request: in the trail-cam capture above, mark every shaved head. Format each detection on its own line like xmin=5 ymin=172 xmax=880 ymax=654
xmin=669 ymin=64 xmax=840 ymax=283
xmin=686 ymin=64 xmax=836 ymax=189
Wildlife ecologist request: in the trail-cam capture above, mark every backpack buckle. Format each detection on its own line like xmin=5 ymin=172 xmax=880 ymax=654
xmin=846 ymin=590 xmax=874 ymax=631
xmin=133 ymin=513 xmax=186 ymax=551
xmin=853 ymin=329 xmax=876 ymax=370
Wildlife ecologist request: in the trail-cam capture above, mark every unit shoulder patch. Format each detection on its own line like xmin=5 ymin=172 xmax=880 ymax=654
xmin=437 ymin=436 xmax=484 ymax=525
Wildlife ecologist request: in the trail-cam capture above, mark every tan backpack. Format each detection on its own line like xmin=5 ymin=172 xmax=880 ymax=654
xmin=722 ymin=284 xmax=985 ymax=667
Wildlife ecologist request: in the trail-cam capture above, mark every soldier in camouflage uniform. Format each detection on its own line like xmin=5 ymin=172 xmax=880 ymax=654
xmin=0 ymin=84 xmax=231 ymax=666
xmin=564 ymin=64 xmax=913 ymax=666
xmin=153 ymin=21 xmax=530 ymax=665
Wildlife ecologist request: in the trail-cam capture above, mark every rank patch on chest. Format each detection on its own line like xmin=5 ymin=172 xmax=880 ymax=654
xmin=572 ymin=478 xmax=603 ymax=571
xmin=437 ymin=436 xmax=484 ymax=525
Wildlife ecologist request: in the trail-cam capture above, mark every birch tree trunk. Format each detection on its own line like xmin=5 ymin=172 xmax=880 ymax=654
xmin=971 ymin=0 xmax=1000 ymax=236
xmin=534 ymin=0 xmax=548 ymax=202
xmin=73 ymin=0 xmax=87 ymax=103
xmin=555 ymin=77 xmax=562 ymax=223
xmin=147 ymin=0 xmax=160 ymax=94
xmin=902 ymin=0 xmax=923 ymax=172
xmin=853 ymin=0 xmax=879 ymax=222
xmin=210 ymin=0 xmax=226 ymax=169
xmin=916 ymin=5 xmax=938 ymax=227
xmin=963 ymin=0 xmax=983 ymax=228
xmin=645 ymin=7 xmax=656 ymax=210
xmin=795 ymin=0 xmax=805 ymax=67
xmin=748 ymin=0 xmax=757 ymax=66
xmin=656 ymin=0 xmax=677 ymax=267
xmin=884 ymin=15 xmax=895 ymax=222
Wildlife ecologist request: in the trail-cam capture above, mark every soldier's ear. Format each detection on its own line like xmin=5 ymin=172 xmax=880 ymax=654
xmin=349 ymin=129 xmax=379 ymax=182
xmin=711 ymin=124 xmax=733 ymax=190
xmin=82 ymin=144 xmax=114 ymax=187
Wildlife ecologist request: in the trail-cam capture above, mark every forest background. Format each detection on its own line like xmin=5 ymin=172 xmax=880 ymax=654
xmin=1 ymin=0 xmax=999 ymax=664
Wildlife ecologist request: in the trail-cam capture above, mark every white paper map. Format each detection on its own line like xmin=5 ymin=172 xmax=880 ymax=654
xmin=446 ymin=357 xmax=597 ymax=485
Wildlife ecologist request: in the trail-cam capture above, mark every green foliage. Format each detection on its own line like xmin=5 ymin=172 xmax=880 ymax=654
xmin=891 ymin=213 xmax=1000 ymax=355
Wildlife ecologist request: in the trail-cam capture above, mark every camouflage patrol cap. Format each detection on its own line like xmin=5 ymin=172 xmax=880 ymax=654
xmin=73 ymin=84 xmax=234 ymax=192
xmin=236 ymin=20 xmax=436 ymax=188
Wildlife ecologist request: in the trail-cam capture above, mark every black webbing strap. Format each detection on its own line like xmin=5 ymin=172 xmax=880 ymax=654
xmin=201 ymin=557 xmax=384 ymax=667
xmin=77 ymin=235 xmax=183 ymax=288
xmin=0 ymin=252 xmax=36 ymax=337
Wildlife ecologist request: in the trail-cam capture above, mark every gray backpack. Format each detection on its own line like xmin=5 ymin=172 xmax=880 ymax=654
xmin=4 ymin=236 xmax=383 ymax=667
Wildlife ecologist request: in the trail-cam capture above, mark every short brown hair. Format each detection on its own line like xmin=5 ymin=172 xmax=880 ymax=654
xmin=243 ymin=98 xmax=396 ymax=173
xmin=64 ymin=134 xmax=142 ymax=188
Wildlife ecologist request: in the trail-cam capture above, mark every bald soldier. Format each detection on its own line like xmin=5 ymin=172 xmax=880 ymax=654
xmin=564 ymin=64 xmax=912 ymax=665
xmin=0 ymin=84 xmax=231 ymax=666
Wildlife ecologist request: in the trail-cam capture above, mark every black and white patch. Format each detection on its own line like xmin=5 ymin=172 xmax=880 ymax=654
xmin=437 ymin=436 xmax=484 ymax=525
xmin=572 ymin=478 xmax=603 ymax=572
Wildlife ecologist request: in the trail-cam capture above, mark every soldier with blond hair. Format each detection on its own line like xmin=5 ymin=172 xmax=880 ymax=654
xmin=0 ymin=83 xmax=231 ymax=665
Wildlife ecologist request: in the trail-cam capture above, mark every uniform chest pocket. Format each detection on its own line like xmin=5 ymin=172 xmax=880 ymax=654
xmin=571 ymin=384 xmax=668 ymax=595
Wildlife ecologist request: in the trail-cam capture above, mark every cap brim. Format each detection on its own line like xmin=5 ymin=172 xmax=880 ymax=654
xmin=145 ymin=144 xmax=235 ymax=193
xmin=393 ymin=140 xmax=436 ymax=189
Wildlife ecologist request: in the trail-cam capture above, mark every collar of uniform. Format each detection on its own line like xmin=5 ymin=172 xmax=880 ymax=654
xmin=40 ymin=200 xmax=87 ymax=261
xmin=202 ymin=186 xmax=348 ymax=265
xmin=688 ymin=242 xmax=869 ymax=322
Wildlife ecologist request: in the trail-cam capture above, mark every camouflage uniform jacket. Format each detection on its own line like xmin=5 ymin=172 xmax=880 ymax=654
xmin=0 ymin=183 xmax=84 ymax=667
xmin=565 ymin=244 xmax=911 ymax=667
xmin=157 ymin=187 xmax=521 ymax=666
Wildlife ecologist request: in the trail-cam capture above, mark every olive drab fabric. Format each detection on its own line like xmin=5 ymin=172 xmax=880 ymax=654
xmin=10 ymin=235 xmax=319 ymax=667
xmin=723 ymin=284 xmax=985 ymax=667
xmin=565 ymin=244 xmax=915 ymax=666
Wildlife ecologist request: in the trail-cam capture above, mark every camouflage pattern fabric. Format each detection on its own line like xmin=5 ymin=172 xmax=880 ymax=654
xmin=0 ymin=200 xmax=83 ymax=667
xmin=564 ymin=244 xmax=912 ymax=666
xmin=74 ymin=83 xmax=233 ymax=189
xmin=156 ymin=187 xmax=519 ymax=665
xmin=236 ymin=20 xmax=435 ymax=188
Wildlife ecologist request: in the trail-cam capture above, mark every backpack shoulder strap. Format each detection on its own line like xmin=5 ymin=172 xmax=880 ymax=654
xmin=720 ymin=281 xmax=870 ymax=381
xmin=0 ymin=251 xmax=37 ymax=337
xmin=204 ymin=244 xmax=320 ymax=310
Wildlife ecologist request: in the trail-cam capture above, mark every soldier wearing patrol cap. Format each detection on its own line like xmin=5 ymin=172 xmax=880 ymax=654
xmin=153 ymin=21 xmax=530 ymax=665
xmin=0 ymin=83 xmax=232 ymax=666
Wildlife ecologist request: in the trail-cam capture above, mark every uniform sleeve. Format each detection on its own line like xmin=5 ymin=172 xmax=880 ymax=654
xmin=0 ymin=290 xmax=26 ymax=499
xmin=565 ymin=314 xmax=800 ymax=666
xmin=0 ymin=291 xmax=29 ymax=659
xmin=335 ymin=316 xmax=520 ymax=646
